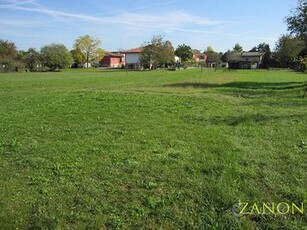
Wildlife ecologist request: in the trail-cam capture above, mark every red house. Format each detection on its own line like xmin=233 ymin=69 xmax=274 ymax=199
xmin=101 ymin=52 xmax=125 ymax=67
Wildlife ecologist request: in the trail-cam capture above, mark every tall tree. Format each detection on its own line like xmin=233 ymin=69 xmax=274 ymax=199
xmin=222 ymin=50 xmax=239 ymax=63
xmin=285 ymin=0 xmax=307 ymax=42
xmin=205 ymin=46 xmax=221 ymax=65
xmin=41 ymin=44 xmax=73 ymax=70
xmin=159 ymin=40 xmax=175 ymax=66
xmin=25 ymin=48 xmax=41 ymax=71
xmin=175 ymin=44 xmax=193 ymax=63
xmin=233 ymin=43 xmax=243 ymax=52
xmin=74 ymin=35 xmax=101 ymax=68
xmin=274 ymin=35 xmax=305 ymax=68
xmin=15 ymin=50 xmax=26 ymax=69
xmin=0 ymin=39 xmax=17 ymax=69
xmin=70 ymin=48 xmax=85 ymax=65
xmin=206 ymin=46 xmax=215 ymax=53
xmin=300 ymin=56 xmax=307 ymax=71
xmin=140 ymin=35 xmax=174 ymax=68
xmin=95 ymin=48 xmax=105 ymax=62
xmin=285 ymin=0 xmax=307 ymax=70
xmin=140 ymin=45 xmax=153 ymax=69
xmin=221 ymin=50 xmax=231 ymax=62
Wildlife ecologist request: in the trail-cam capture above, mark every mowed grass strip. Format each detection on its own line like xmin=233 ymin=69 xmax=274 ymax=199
xmin=0 ymin=69 xmax=307 ymax=229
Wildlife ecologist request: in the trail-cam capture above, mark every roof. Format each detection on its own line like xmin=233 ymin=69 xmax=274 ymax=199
xmin=122 ymin=47 xmax=144 ymax=54
xmin=241 ymin=52 xmax=265 ymax=57
xmin=227 ymin=51 xmax=265 ymax=62
xmin=104 ymin=52 xmax=123 ymax=57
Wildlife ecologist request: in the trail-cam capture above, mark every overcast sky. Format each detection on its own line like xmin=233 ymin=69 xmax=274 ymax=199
xmin=0 ymin=0 xmax=297 ymax=52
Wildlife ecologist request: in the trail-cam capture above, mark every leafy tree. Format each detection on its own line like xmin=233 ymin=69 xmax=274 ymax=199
xmin=233 ymin=43 xmax=243 ymax=52
xmin=285 ymin=0 xmax=307 ymax=41
xmin=0 ymin=39 xmax=17 ymax=69
xmin=274 ymin=35 xmax=305 ymax=68
xmin=221 ymin=50 xmax=239 ymax=63
xmin=15 ymin=50 xmax=26 ymax=70
xmin=250 ymin=43 xmax=267 ymax=52
xmin=285 ymin=0 xmax=307 ymax=72
xmin=41 ymin=44 xmax=73 ymax=70
xmin=221 ymin=50 xmax=230 ymax=62
xmin=25 ymin=48 xmax=41 ymax=71
xmin=140 ymin=35 xmax=174 ymax=68
xmin=139 ymin=45 xmax=153 ymax=69
xmin=206 ymin=46 xmax=215 ymax=53
xmin=300 ymin=56 xmax=307 ymax=71
xmin=70 ymin=48 xmax=85 ymax=65
xmin=221 ymin=46 xmax=244 ymax=65
xmin=175 ymin=44 xmax=193 ymax=63
xmin=95 ymin=48 xmax=105 ymax=62
xmin=159 ymin=41 xmax=175 ymax=65
xmin=205 ymin=46 xmax=221 ymax=65
xmin=74 ymin=35 xmax=101 ymax=68
xmin=91 ymin=48 xmax=105 ymax=68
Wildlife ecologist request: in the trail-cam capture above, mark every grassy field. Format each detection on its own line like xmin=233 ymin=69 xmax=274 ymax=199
xmin=0 ymin=68 xmax=307 ymax=229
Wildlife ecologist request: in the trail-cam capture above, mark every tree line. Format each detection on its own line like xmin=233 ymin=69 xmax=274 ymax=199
xmin=141 ymin=0 xmax=306 ymax=71
xmin=0 ymin=35 xmax=103 ymax=72
xmin=0 ymin=0 xmax=306 ymax=72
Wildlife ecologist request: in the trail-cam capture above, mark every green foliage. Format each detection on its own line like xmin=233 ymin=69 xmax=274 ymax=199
xmin=140 ymin=35 xmax=175 ymax=68
xmin=70 ymin=48 xmax=85 ymax=64
xmin=139 ymin=46 xmax=152 ymax=69
xmin=0 ymin=39 xmax=17 ymax=61
xmin=274 ymin=34 xmax=305 ymax=68
xmin=299 ymin=55 xmax=307 ymax=71
xmin=233 ymin=43 xmax=243 ymax=52
xmin=205 ymin=46 xmax=221 ymax=65
xmin=40 ymin=44 xmax=73 ymax=70
xmin=74 ymin=35 xmax=101 ymax=67
xmin=95 ymin=48 xmax=105 ymax=62
xmin=24 ymin=48 xmax=42 ymax=71
xmin=285 ymin=0 xmax=307 ymax=41
xmin=14 ymin=50 xmax=27 ymax=70
xmin=174 ymin=44 xmax=193 ymax=63
xmin=0 ymin=39 xmax=17 ymax=69
xmin=160 ymin=40 xmax=175 ymax=66
xmin=206 ymin=46 xmax=215 ymax=53
xmin=222 ymin=50 xmax=237 ymax=62
xmin=282 ymin=0 xmax=307 ymax=72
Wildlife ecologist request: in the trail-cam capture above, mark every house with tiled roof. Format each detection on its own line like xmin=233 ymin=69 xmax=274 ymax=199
xmin=121 ymin=47 xmax=144 ymax=69
xmin=101 ymin=52 xmax=125 ymax=67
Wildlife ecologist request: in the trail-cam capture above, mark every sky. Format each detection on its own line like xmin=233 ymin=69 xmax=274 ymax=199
xmin=0 ymin=0 xmax=298 ymax=53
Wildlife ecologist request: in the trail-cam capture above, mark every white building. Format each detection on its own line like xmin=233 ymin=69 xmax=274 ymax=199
xmin=122 ymin=47 xmax=143 ymax=69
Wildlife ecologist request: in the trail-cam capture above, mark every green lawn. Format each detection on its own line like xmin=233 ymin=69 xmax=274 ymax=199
xmin=0 ymin=68 xmax=307 ymax=229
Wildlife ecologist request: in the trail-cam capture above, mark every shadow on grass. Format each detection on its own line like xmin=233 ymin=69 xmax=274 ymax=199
xmin=165 ymin=81 xmax=307 ymax=91
xmin=181 ymin=113 xmax=306 ymax=127
xmin=99 ymin=68 xmax=129 ymax=73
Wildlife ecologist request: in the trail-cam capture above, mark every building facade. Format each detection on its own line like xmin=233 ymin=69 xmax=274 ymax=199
xmin=122 ymin=47 xmax=143 ymax=69
xmin=228 ymin=52 xmax=265 ymax=69
xmin=101 ymin=52 xmax=125 ymax=67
